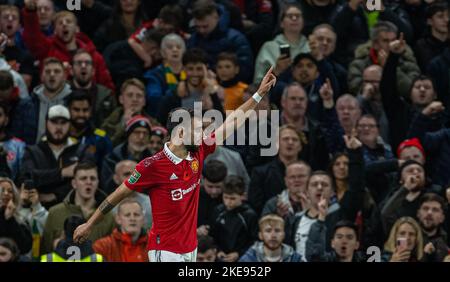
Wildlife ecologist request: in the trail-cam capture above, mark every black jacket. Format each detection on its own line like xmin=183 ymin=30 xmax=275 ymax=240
xmin=210 ymin=203 xmax=258 ymax=256
xmin=428 ymin=48 xmax=450 ymax=114
xmin=423 ymin=228 xmax=449 ymax=262
xmin=198 ymin=187 xmax=223 ymax=227
xmin=0 ymin=208 xmax=32 ymax=255
xmin=414 ymin=34 xmax=448 ymax=73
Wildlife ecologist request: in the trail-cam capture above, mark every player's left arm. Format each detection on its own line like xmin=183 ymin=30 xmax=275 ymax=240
xmin=214 ymin=67 xmax=276 ymax=145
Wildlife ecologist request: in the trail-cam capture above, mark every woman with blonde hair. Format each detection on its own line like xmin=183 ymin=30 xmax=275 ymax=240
xmin=0 ymin=177 xmax=32 ymax=255
xmin=383 ymin=217 xmax=424 ymax=262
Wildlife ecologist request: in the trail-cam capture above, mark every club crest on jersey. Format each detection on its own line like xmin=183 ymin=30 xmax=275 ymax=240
xmin=191 ymin=159 xmax=199 ymax=174
xmin=128 ymin=169 xmax=141 ymax=184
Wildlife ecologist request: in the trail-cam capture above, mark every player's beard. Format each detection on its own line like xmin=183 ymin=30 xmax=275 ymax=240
xmin=185 ymin=144 xmax=200 ymax=153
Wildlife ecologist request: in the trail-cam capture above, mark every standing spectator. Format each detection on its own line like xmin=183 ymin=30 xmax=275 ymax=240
xmin=70 ymin=49 xmax=116 ymax=128
xmin=348 ymin=22 xmax=420 ymax=99
xmin=19 ymin=105 xmax=95 ymax=208
xmin=93 ymin=199 xmax=148 ymax=262
xmin=210 ymin=175 xmax=258 ymax=262
xmin=41 ymin=162 xmax=114 ymax=255
xmin=67 ymin=91 xmax=113 ymax=169
xmin=0 ymin=177 xmax=32 ymax=255
xmin=22 ymin=2 xmax=114 ymax=91
xmin=187 ymin=0 xmax=253 ymax=82
xmin=254 ymin=3 xmax=309 ymax=83
xmin=10 ymin=57 xmax=72 ymax=145
xmin=239 ymin=214 xmax=302 ymax=262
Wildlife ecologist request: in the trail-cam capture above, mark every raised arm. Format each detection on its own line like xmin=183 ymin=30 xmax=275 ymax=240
xmin=73 ymin=182 xmax=133 ymax=243
xmin=215 ymin=67 xmax=276 ymax=145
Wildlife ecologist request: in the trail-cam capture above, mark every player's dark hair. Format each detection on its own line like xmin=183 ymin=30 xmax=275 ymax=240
xmin=223 ymin=175 xmax=245 ymax=195
xmin=73 ymin=161 xmax=98 ymax=177
xmin=203 ymin=160 xmax=228 ymax=183
xmin=166 ymin=107 xmax=196 ymax=137
xmin=182 ymin=48 xmax=208 ymax=66
xmin=197 ymin=235 xmax=217 ymax=253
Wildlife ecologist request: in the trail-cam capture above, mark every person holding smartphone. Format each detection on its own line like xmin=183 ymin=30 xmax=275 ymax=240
xmin=17 ymin=179 xmax=48 ymax=237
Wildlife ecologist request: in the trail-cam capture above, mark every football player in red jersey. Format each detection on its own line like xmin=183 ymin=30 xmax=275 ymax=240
xmin=73 ymin=67 xmax=276 ymax=262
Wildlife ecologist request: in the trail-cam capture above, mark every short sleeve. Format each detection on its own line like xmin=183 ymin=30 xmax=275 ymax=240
xmin=123 ymin=159 xmax=153 ymax=193
xmin=201 ymin=131 xmax=217 ymax=158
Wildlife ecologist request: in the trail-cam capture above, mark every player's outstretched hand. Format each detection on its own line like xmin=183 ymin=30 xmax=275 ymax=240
xmin=73 ymin=223 xmax=92 ymax=244
xmin=257 ymin=66 xmax=277 ymax=96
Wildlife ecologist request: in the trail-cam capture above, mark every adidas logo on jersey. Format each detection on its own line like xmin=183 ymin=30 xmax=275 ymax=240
xmin=170 ymin=173 xmax=178 ymax=180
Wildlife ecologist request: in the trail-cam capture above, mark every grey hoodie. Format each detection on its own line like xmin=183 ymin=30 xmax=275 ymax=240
xmin=239 ymin=241 xmax=302 ymax=262
xmin=34 ymin=83 xmax=72 ymax=143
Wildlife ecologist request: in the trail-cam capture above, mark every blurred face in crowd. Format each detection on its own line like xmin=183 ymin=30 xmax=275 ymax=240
xmin=278 ymin=128 xmax=302 ymax=159
xmin=142 ymin=39 xmax=161 ymax=63
xmin=332 ymin=155 xmax=349 ymax=181
xmin=185 ymin=62 xmax=206 ymax=88
xmin=128 ymin=127 xmax=150 ymax=154
xmin=285 ymin=163 xmax=310 ymax=203
xmin=312 ymin=27 xmax=336 ymax=57
xmin=428 ymin=9 xmax=449 ymax=34
xmin=113 ymin=160 xmax=137 ymax=185
xmin=194 ymin=12 xmax=219 ymax=37
xmin=0 ymin=245 xmax=13 ymax=262
xmin=292 ymin=58 xmax=319 ymax=86
xmin=0 ymin=9 xmax=20 ymax=37
xmin=399 ymin=146 xmax=425 ymax=165
xmin=0 ymin=107 xmax=9 ymax=130
xmin=149 ymin=134 xmax=164 ymax=153
xmin=197 ymin=248 xmax=217 ymax=262
xmin=400 ymin=164 xmax=426 ymax=191
xmin=396 ymin=223 xmax=417 ymax=251
xmin=216 ymin=59 xmax=239 ymax=82
xmin=417 ymin=201 xmax=445 ymax=232
xmin=356 ymin=116 xmax=379 ymax=147
xmin=119 ymin=84 xmax=146 ymax=114
xmin=203 ymin=178 xmax=224 ymax=199
xmin=161 ymin=39 xmax=184 ymax=64
xmin=331 ymin=227 xmax=360 ymax=261
xmin=281 ymin=6 xmax=304 ymax=34
xmin=120 ymin=0 xmax=140 ymax=14
xmin=223 ymin=192 xmax=243 ymax=211
xmin=72 ymin=53 xmax=95 ymax=87
xmin=117 ymin=202 xmax=145 ymax=236
xmin=69 ymin=99 xmax=91 ymax=129
xmin=0 ymin=180 xmax=13 ymax=207
xmin=307 ymin=174 xmax=332 ymax=207
xmin=410 ymin=79 xmax=435 ymax=107
xmin=72 ymin=168 xmax=99 ymax=201
xmin=362 ymin=65 xmax=382 ymax=99
xmin=46 ymin=118 xmax=70 ymax=145
xmin=336 ymin=96 xmax=361 ymax=130
xmin=37 ymin=0 xmax=55 ymax=28
xmin=281 ymin=85 xmax=308 ymax=119
xmin=259 ymin=222 xmax=285 ymax=251
xmin=42 ymin=63 xmax=66 ymax=93
xmin=54 ymin=14 xmax=78 ymax=43
xmin=373 ymin=31 xmax=397 ymax=52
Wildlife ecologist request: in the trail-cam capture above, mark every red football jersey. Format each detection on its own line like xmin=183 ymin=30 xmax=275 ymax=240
xmin=124 ymin=134 xmax=216 ymax=254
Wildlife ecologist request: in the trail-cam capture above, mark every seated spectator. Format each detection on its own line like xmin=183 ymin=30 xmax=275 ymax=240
xmin=0 ymin=102 xmax=25 ymax=179
xmin=382 ymin=216 xmax=426 ymax=262
xmin=239 ymin=214 xmax=302 ymax=262
xmin=306 ymin=220 xmax=366 ymax=262
xmin=157 ymin=48 xmax=224 ymax=125
xmin=254 ymin=2 xmax=309 ymax=83
xmin=19 ymin=105 xmax=95 ymax=208
xmin=101 ymin=78 xmax=154 ymax=147
xmin=348 ymin=21 xmax=420 ymax=99
xmin=101 ymin=115 xmax=153 ymax=188
xmin=17 ymin=178 xmax=48 ymax=260
xmin=0 ymin=177 xmax=32 ymax=255
xmin=148 ymin=126 xmax=167 ymax=153
xmin=41 ymin=215 xmax=104 ymax=262
xmin=67 ymin=91 xmax=112 ymax=169
xmin=356 ymin=114 xmax=394 ymax=164
xmin=197 ymin=235 xmax=218 ymax=262
xmin=248 ymin=124 xmax=303 ymax=215
xmin=93 ymin=199 xmax=148 ymax=262
xmin=261 ymin=161 xmax=311 ymax=218
xmin=414 ymin=1 xmax=449 ymax=72
xmin=41 ymin=162 xmax=114 ymax=255
xmin=70 ymin=49 xmax=116 ymax=128
xmin=0 ymin=237 xmax=21 ymax=262
xmin=330 ymin=0 xmax=413 ymax=67
xmin=11 ymin=57 xmax=72 ymax=145
xmin=210 ymin=175 xmax=258 ymax=262
xmin=197 ymin=160 xmax=227 ymax=234
xmin=22 ymin=3 xmax=114 ymax=91
xmin=143 ymin=33 xmax=186 ymax=117
xmin=215 ymin=52 xmax=248 ymax=112
xmin=416 ymin=193 xmax=449 ymax=262
xmin=93 ymin=0 xmax=148 ymax=52
xmin=187 ymin=0 xmax=253 ymax=82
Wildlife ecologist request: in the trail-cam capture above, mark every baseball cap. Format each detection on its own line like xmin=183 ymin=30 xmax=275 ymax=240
xmin=47 ymin=105 xmax=70 ymax=121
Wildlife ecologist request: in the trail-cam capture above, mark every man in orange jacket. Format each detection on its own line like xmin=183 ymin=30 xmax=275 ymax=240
xmin=93 ymin=198 xmax=148 ymax=262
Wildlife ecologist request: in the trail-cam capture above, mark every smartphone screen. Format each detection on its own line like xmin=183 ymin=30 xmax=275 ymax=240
xmin=279 ymin=44 xmax=290 ymax=58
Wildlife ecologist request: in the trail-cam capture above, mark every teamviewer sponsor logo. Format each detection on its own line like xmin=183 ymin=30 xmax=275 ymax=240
xmin=171 ymin=189 xmax=183 ymax=201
